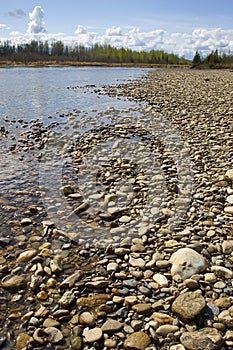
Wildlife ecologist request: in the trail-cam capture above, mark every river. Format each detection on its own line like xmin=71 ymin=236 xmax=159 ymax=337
xmin=0 ymin=66 xmax=151 ymax=240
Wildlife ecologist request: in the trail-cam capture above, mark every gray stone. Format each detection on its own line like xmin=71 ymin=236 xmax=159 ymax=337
xmin=170 ymin=248 xmax=207 ymax=281
xmin=102 ymin=319 xmax=123 ymax=333
xmin=172 ymin=291 xmax=206 ymax=323
xmin=156 ymin=325 xmax=179 ymax=336
xmin=180 ymin=327 xmax=223 ymax=350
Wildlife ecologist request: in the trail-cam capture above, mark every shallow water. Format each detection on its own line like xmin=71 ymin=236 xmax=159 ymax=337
xmin=0 ymin=67 xmax=151 ymax=238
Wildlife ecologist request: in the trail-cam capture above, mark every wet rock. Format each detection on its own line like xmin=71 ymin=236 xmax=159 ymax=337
xmin=170 ymin=248 xmax=207 ymax=281
xmin=60 ymin=270 xmax=82 ymax=289
xmin=180 ymin=327 xmax=223 ymax=350
xmin=1 ymin=275 xmax=27 ymax=293
xmin=16 ymin=249 xmax=37 ymax=263
xmin=16 ymin=333 xmax=33 ymax=348
xmin=172 ymin=291 xmax=206 ymax=323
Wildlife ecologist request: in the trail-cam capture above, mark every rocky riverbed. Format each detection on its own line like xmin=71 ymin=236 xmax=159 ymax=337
xmin=0 ymin=68 xmax=233 ymax=349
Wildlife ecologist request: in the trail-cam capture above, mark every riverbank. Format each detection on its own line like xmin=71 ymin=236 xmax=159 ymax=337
xmin=0 ymin=60 xmax=190 ymax=68
xmin=0 ymin=69 xmax=233 ymax=350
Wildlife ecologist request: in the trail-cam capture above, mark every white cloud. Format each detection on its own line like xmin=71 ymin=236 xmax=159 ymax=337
xmin=105 ymin=26 xmax=122 ymax=36
xmin=0 ymin=24 xmax=9 ymax=30
xmin=27 ymin=6 xmax=46 ymax=34
xmin=75 ymin=25 xmax=87 ymax=35
xmin=2 ymin=5 xmax=233 ymax=59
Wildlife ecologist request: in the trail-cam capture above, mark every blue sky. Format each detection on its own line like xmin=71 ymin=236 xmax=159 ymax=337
xmin=0 ymin=0 xmax=233 ymax=58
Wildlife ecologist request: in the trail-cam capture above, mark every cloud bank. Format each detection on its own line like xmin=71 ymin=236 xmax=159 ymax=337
xmin=2 ymin=6 xmax=233 ymax=58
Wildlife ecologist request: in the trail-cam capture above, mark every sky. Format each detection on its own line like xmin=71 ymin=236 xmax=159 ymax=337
xmin=0 ymin=0 xmax=233 ymax=59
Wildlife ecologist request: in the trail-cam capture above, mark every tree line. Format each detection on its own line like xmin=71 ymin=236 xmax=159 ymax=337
xmin=192 ymin=49 xmax=233 ymax=68
xmin=0 ymin=39 xmax=188 ymax=65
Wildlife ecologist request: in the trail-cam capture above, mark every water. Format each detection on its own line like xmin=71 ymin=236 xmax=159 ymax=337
xmin=0 ymin=66 xmax=148 ymax=122
xmin=0 ymin=66 xmax=151 ymax=237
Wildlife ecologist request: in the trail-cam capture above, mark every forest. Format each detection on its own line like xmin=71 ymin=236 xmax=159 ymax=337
xmin=0 ymin=40 xmax=188 ymax=65
xmin=192 ymin=49 xmax=233 ymax=68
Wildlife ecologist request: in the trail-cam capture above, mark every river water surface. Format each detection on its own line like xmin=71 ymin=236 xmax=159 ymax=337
xmin=0 ymin=67 xmax=150 ymax=239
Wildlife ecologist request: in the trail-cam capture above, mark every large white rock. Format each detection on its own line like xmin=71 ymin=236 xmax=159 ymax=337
xmin=170 ymin=248 xmax=207 ymax=281
xmin=226 ymin=169 xmax=233 ymax=180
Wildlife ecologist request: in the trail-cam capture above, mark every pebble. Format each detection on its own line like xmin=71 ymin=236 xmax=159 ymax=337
xmin=172 ymin=291 xmax=206 ymax=323
xmin=102 ymin=318 xmax=123 ymax=332
xmin=156 ymin=324 xmax=179 ymax=336
xmin=83 ymin=327 xmax=103 ymax=343
xmin=107 ymin=262 xmax=118 ymax=272
xmin=79 ymin=311 xmax=95 ymax=326
xmin=180 ymin=327 xmax=223 ymax=350
xmin=0 ymin=68 xmax=233 ymax=350
xmin=152 ymin=312 xmax=174 ymax=325
xmin=170 ymin=248 xmax=207 ymax=281
xmin=1 ymin=275 xmax=27 ymax=293
xmin=124 ymin=331 xmax=151 ymax=350
xmin=16 ymin=333 xmax=33 ymax=348
xmin=16 ymin=249 xmax=38 ymax=262
xmin=129 ymin=256 xmax=146 ymax=268
xmin=132 ymin=303 xmax=152 ymax=314
xmin=153 ymin=273 xmax=169 ymax=287
xmin=44 ymin=327 xmax=64 ymax=343
xmin=211 ymin=266 xmax=233 ymax=279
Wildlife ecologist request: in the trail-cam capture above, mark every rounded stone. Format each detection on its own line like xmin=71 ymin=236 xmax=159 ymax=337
xmin=124 ymin=331 xmax=151 ymax=350
xmin=16 ymin=333 xmax=33 ymax=349
xmin=180 ymin=327 xmax=223 ymax=350
xmin=170 ymin=248 xmax=207 ymax=281
xmin=16 ymin=249 xmax=37 ymax=263
xmin=44 ymin=327 xmax=63 ymax=344
xmin=79 ymin=311 xmax=95 ymax=326
xmin=1 ymin=275 xmax=27 ymax=293
xmin=172 ymin=291 xmax=206 ymax=323
xmin=84 ymin=327 xmax=103 ymax=343
xmin=156 ymin=325 xmax=179 ymax=336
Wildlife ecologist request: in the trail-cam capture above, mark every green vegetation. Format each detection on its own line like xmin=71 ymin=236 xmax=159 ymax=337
xmin=0 ymin=40 xmax=189 ymax=66
xmin=192 ymin=49 xmax=233 ymax=69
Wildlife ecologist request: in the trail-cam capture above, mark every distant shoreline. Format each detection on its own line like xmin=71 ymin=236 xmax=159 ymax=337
xmin=0 ymin=60 xmax=190 ymax=68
